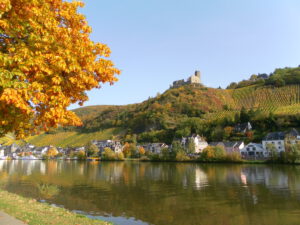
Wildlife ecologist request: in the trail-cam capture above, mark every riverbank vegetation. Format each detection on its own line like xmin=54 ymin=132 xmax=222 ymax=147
xmin=0 ymin=189 xmax=111 ymax=225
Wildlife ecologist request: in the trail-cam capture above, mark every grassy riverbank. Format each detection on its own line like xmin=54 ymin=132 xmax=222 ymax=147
xmin=0 ymin=189 xmax=111 ymax=225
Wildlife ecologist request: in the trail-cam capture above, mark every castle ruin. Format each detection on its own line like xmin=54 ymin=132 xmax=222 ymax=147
xmin=172 ymin=70 xmax=202 ymax=88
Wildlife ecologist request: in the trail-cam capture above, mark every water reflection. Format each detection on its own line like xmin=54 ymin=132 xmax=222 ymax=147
xmin=0 ymin=161 xmax=300 ymax=225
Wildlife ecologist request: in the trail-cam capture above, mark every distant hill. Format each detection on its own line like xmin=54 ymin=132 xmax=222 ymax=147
xmin=2 ymin=66 xmax=300 ymax=147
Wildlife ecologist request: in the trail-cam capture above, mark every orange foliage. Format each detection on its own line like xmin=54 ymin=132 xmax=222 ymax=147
xmin=0 ymin=0 xmax=120 ymax=138
xmin=139 ymin=146 xmax=145 ymax=155
xmin=122 ymin=142 xmax=131 ymax=157
xmin=46 ymin=146 xmax=58 ymax=157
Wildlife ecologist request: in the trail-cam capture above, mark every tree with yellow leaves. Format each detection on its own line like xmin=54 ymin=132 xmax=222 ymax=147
xmin=139 ymin=146 xmax=145 ymax=156
xmin=46 ymin=146 xmax=58 ymax=157
xmin=0 ymin=0 xmax=120 ymax=138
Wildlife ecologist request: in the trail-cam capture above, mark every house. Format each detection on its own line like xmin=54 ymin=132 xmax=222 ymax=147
xmin=262 ymin=132 xmax=286 ymax=153
xmin=92 ymin=140 xmax=122 ymax=153
xmin=209 ymin=141 xmax=244 ymax=153
xmin=285 ymin=128 xmax=300 ymax=145
xmin=181 ymin=134 xmax=208 ymax=153
xmin=234 ymin=122 xmax=252 ymax=133
xmin=262 ymin=128 xmax=300 ymax=153
xmin=144 ymin=143 xmax=169 ymax=154
xmin=240 ymin=143 xmax=267 ymax=158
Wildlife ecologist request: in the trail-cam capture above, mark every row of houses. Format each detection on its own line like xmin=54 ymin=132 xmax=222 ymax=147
xmin=138 ymin=128 xmax=300 ymax=159
xmin=0 ymin=127 xmax=299 ymax=160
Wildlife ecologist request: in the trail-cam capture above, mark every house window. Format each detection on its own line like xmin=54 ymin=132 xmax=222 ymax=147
xmin=253 ymin=147 xmax=256 ymax=151
xmin=247 ymin=148 xmax=250 ymax=151
xmin=278 ymin=142 xmax=281 ymax=145
xmin=278 ymin=146 xmax=281 ymax=149
xmin=272 ymin=142 xmax=275 ymax=144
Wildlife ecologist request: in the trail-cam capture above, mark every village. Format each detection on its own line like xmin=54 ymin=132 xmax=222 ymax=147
xmin=0 ymin=122 xmax=299 ymax=161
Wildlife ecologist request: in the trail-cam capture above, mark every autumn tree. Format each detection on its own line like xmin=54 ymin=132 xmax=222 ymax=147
xmin=139 ymin=146 xmax=145 ymax=156
xmin=77 ymin=150 xmax=86 ymax=160
xmin=46 ymin=146 xmax=58 ymax=157
xmin=0 ymin=0 xmax=120 ymax=138
xmin=122 ymin=142 xmax=131 ymax=158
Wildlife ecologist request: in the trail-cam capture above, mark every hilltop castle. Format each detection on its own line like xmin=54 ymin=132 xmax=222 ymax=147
xmin=172 ymin=70 xmax=202 ymax=88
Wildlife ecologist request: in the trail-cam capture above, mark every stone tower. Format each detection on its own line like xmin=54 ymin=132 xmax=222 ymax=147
xmin=188 ymin=70 xmax=201 ymax=84
xmin=195 ymin=70 xmax=201 ymax=83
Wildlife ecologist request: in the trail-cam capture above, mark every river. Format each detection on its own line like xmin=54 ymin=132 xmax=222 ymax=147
xmin=0 ymin=160 xmax=299 ymax=225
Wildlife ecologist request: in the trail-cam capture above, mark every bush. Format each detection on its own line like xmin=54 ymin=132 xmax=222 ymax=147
xmin=140 ymin=156 xmax=150 ymax=161
xmin=102 ymin=147 xmax=116 ymax=160
xmin=175 ymin=151 xmax=190 ymax=161
xmin=224 ymin=152 xmax=242 ymax=162
xmin=77 ymin=150 xmax=86 ymax=160
xmin=116 ymin=152 xmax=125 ymax=160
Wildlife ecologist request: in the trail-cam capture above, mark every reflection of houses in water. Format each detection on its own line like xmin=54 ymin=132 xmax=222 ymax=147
xmin=240 ymin=167 xmax=289 ymax=189
xmin=194 ymin=168 xmax=208 ymax=190
xmin=40 ymin=161 xmax=46 ymax=175
xmin=240 ymin=172 xmax=247 ymax=185
xmin=0 ymin=160 xmax=4 ymax=172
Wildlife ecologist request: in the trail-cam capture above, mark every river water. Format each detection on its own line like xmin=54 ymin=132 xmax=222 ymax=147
xmin=0 ymin=160 xmax=299 ymax=225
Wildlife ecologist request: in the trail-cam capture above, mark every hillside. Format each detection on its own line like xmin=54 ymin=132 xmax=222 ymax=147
xmin=2 ymin=67 xmax=300 ymax=147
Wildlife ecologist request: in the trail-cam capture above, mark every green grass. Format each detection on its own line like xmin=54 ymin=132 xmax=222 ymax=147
xmin=0 ymin=189 xmax=111 ymax=225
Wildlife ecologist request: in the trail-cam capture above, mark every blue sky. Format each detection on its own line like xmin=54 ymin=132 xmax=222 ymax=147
xmin=71 ymin=0 xmax=300 ymax=109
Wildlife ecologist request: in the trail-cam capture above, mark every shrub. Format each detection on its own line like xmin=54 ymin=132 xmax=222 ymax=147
xmin=116 ymin=152 xmax=125 ymax=160
xmin=77 ymin=150 xmax=86 ymax=160
xmin=175 ymin=151 xmax=190 ymax=161
xmin=102 ymin=147 xmax=116 ymax=160
xmin=225 ymin=152 xmax=242 ymax=162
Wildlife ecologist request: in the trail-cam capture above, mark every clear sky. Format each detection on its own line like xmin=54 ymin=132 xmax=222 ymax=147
xmin=71 ymin=0 xmax=300 ymax=109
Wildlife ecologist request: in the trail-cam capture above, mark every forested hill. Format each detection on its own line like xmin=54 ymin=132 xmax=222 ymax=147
xmin=4 ymin=66 xmax=300 ymax=147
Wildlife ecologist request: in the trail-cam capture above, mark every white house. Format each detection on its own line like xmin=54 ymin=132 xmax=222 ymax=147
xmin=262 ymin=128 xmax=300 ymax=153
xmin=262 ymin=132 xmax=285 ymax=153
xmin=181 ymin=134 xmax=208 ymax=153
xmin=240 ymin=143 xmax=267 ymax=158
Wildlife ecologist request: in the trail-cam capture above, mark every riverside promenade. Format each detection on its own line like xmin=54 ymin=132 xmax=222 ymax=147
xmin=0 ymin=211 xmax=26 ymax=225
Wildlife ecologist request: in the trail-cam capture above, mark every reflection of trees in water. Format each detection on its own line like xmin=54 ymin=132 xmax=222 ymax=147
xmin=36 ymin=183 xmax=60 ymax=199
xmin=0 ymin=172 xmax=8 ymax=188
xmin=2 ymin=161 xmax=300 ymax=225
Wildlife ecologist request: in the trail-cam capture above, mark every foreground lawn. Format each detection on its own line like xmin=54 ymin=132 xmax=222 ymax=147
xmin=0 ymin=189 xmax=111 ymax=225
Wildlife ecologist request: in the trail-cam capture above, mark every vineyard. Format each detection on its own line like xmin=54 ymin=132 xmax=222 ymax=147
xmin=199 ymin=85 xmax=300 ymax=123
xmin=231 ymin=84 xmax=300 ymax=112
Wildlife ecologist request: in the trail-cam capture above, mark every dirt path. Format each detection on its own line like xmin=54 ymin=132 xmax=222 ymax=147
xmin=0 ymin=211 xmax=26 ymax=225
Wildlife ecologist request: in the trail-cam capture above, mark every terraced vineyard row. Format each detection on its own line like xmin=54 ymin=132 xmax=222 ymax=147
xmin=201 ymin=85 xmax=300 ymax=124
xmin=231 ymin=85 xmax=300 ymax=112
xmin=201 ymin=110 xmax=237 ymax=123
xmin=274 ymin=104 xmax=300 ymax=115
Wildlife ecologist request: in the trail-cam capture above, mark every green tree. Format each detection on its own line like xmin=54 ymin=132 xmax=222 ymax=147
xmin=186 ymin=140 xmax=195 ymax=154
xmin=102 ymin=147 xmax=116 ymax=160
xmin=170 ymin=141 xmax=184 ymax=159
xmin=85 ymin=142 xmax=99 ymax=157
xmin=266 ymin=143 xmax=278 ymax=162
